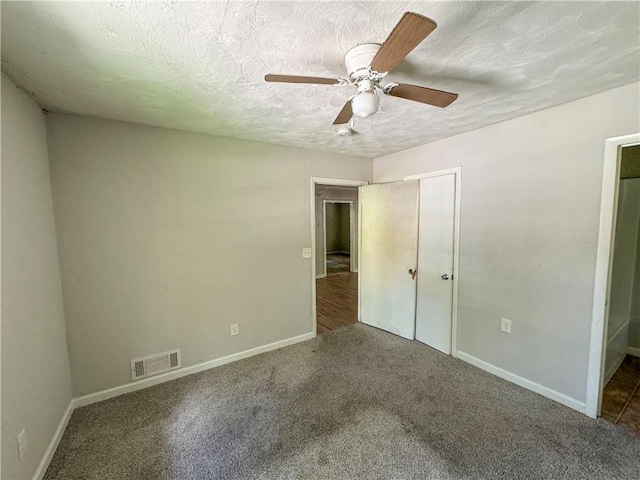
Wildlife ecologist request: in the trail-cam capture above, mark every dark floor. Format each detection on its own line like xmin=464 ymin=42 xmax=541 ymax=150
xmin=326 ymin=252 xmax=350 ymax=275
xmin=45 ymin=325 xmax=640 ymax=480
xmin=316 ymin=272 xmax=357 ymax=334
xmin=601 ymin=355 xmax=640 ymax=436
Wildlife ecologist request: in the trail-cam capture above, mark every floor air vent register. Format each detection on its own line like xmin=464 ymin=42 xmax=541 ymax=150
xmin=131 ymin=349 xmax=181 ymax=381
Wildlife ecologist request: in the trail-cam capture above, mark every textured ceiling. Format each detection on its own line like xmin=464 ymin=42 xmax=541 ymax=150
xmin=2 ymin=1 xmax=639 ymax=157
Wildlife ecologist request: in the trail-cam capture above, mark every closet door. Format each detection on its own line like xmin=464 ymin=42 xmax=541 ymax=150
xmin=415 ymin=174 xmax=456 ymax=353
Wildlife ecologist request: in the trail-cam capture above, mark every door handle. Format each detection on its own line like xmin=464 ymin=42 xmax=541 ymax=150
xmin=441 ymin=274 xmax=450 ymax=280
xmin=409 ymin=268 xmax=417 ymax=280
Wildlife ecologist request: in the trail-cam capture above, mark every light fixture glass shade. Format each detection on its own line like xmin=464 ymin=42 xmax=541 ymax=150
xmin=351 ymin=91 xmax=379 ymax=118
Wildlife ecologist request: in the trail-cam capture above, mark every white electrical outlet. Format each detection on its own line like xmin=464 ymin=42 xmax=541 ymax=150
xmin=302 ymin=248 xmax=312 ymax=258
xmin=501 ymin=318 xmax=512 ymax=334
xmin=17 ymin=428 xmax=27 ymax=460
xmin=230 ymin=323 xmax=239 ymax=336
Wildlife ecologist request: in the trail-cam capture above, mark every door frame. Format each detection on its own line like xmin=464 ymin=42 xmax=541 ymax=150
xmin=322 ymin=200 xmax=356 ymax=274
xmin=586 ymin=133 xmax=640 ymax=418
xmin=404 ymin=167 xmax=462 ymax=357
xmin=311 ymin=178 xmax=368 ymax=337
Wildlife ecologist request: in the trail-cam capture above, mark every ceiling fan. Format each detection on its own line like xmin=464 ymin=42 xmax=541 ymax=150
xmin=265 ymin=12 xmax=458 ymax=126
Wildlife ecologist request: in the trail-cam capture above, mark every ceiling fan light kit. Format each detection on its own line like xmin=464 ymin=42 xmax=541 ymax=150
xmin=352 ymin=91 xmax=379 ymax=118
xmin=265 ymin=12 xmax=459 ymax=129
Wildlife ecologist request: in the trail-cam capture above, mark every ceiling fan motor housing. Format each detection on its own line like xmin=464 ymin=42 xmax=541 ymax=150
xmin=344 ymin=43 xmax=381 ymax=82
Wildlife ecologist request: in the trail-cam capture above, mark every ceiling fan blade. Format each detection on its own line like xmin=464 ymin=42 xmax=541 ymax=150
xmin=385 ymin=83 xmax=458 ymax=108
xmin=370 ymin=12 xmax=437 ymax=74
xmin=333 ymin=101 xmax=353 ymax=125
xmin=265 ymin=74 xmax=341 ymax=85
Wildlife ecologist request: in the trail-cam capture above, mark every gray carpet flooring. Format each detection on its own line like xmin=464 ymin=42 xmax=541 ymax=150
xmin=45 ymin=324 xmax=640 ymax=479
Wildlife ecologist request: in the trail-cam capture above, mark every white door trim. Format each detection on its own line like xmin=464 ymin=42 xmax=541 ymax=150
xmin=311 ymin=178 xmax=368 ymax=337
xmin=404 ymin=167 xmax=462 ymax=357
xmin=586 ymin=133 xmax=640 ymax=418
xmin=323 ymin=200 xmax=355 ymax=272
xmin=358 ymin=186 xmax=363 ymax=322
xmin=404 ymin=167 xmax=462 ymax=181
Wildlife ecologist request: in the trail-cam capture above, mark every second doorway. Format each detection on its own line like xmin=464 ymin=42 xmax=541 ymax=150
xmin=315 ymin=185 xmax=359 ymax=335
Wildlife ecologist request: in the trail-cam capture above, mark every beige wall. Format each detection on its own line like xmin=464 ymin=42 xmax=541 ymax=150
xmin=620 ymin=144 xmax=640 ymax=179
xmin=315 ymin=185 xmax=359 ymax=276
xmin=337 ymin=203 xmax=351 ymax=253
xmin=325 ymin=203 xmax=350 ymax=253
xmin=46 ymin=114 xmax=372 ymax=396
xmin=1 ymin=74 xmax=73 ymax=479
xmin=373 ymin=82 xmax=640 ymax=403
xmin=325 ymin=203 xmax=341 ymax=253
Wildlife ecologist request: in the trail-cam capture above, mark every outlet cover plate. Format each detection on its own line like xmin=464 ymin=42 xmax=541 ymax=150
xmin=230 ymin=323 xmax=239 ymax=336
xmin=302 ymin=248 xmax=312 ymax=258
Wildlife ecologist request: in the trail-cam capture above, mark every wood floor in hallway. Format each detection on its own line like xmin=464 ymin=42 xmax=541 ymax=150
xmin=316 ymin=272 xmax=358 ymax=334
xmin=601 ymin=355 xmax=640 ymax=437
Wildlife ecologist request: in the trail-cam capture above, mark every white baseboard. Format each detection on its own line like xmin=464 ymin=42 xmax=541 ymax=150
xmin=627 ymin=346 xmax=640 ymax=357
xmin=73 ymin=331 xmax=315 ymax=408
xmin=604 ymin=351 xmax=627 ymax=386
xmin=315 ymin=273 xmax=326 ymax=279
xmin=456 ymin=351 xmax=586 ymax=414
xmin=33 ymin=400 xmax=74 ymax=480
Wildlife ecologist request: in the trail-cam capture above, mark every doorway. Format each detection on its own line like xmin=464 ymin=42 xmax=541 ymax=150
xmin=311 ymin=179 xmax=367 ymax=336
xmin=599 ymin=144 xmax=640 ymax=435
